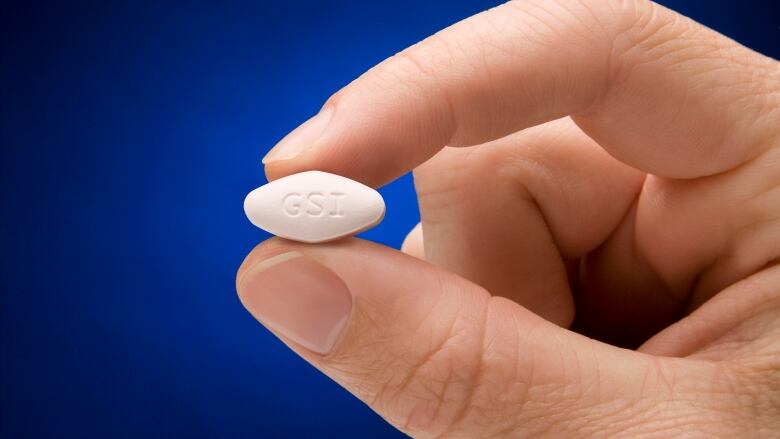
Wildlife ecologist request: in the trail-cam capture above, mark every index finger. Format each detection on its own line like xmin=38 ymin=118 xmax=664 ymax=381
xmin=263 ymin=0 xmax=779 ymax=187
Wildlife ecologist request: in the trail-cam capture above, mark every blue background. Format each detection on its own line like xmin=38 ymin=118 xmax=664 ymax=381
xmin=1 ymin=1 xmax=778 ymax=437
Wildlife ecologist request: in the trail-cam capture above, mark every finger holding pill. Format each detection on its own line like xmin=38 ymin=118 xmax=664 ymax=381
xmin=244 ymin=171 xmax=385 ymax=243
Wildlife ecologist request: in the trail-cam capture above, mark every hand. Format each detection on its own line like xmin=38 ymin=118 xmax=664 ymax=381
xmin=237 ymin=0 xmax=780 ymax=436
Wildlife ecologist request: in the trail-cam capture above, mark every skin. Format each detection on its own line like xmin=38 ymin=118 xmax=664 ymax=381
xmin=239 ymin=0 xmax=780 ymax=436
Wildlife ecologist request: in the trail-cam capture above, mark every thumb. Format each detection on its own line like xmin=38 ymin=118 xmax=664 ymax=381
xmin=236 ymin=238 xmax=689 ymax=437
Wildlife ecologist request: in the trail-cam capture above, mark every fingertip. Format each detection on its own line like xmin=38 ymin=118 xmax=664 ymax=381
xmin=236 ymin=237 xmax=294 ymax=291
xmin=262 ymin=154 xmax=313 ymax=182
xmin=401 ymin=222 xmax=425 ymax=259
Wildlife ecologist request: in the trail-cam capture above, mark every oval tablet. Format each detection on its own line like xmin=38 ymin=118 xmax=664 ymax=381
xmin=244 ymin=171 xmax=385 ymax=243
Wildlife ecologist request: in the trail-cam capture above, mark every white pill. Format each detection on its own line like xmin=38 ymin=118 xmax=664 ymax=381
xmin=244 ymin=170 xmax=385 ymax=243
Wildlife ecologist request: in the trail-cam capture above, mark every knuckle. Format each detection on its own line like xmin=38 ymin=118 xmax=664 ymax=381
xmin=324 ymin=34 xmax=455 ymax=112
xmin=366 ymin=34 xmax=457 ymax=96
xmin=394 ymin=38 xmax=449 ymax=82
xmin=606 ymin=0 xmax=693 ymax=89
xmin=412 ymin=143 xmax=542 ymax=224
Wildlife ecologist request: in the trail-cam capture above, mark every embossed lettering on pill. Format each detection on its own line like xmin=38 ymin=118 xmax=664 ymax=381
xmin=281 ymin=192 xmax=345 ymax=218
xmin=244 ymin=171 xmax=384 ymax=243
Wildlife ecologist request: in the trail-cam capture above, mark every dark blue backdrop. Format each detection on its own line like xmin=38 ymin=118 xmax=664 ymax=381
xmin=1 ymin=1 xmax=778 ymax=437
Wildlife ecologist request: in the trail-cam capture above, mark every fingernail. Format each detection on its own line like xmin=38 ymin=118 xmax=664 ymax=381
xmin=262 ymin=106 xmax=334 ymax=164
xmin=237 ymin=251 xmax=352 ymax=355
